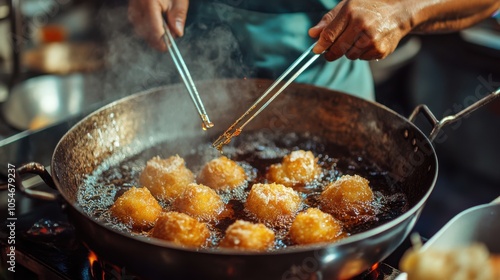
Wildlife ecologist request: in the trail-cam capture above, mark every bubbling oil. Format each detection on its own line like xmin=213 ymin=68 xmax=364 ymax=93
xmin=78 ymin=131 xmax=408 ymax=249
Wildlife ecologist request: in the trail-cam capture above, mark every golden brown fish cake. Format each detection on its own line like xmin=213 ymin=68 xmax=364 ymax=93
xmin=319 ymin=174 xmax=374 ymax=223
xmin=139 ymin=155 xmax=195 ymax=201
xmin=245 ymin=183 xmax=301 ymax=225
xmin=110 ymin=187 xmax=162 ymax=231
xmin=151 ymin=212 xmax=210 ymax=248
xmin=173 ymin=183 xmax=224 ymax=222
xmin=289 ymin=208 xmax=344 ymax=245
xmin=266 ymin=150 xmax=322 ymax=188
xmin=219 ymin=220 xmax=275 ymax=251
xmin=197 ymin=156 xmax=247 ymax=191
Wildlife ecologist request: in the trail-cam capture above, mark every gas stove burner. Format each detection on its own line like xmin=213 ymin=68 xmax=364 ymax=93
xmin=353 ymin=263 xmax=401 ymax=280
xmin=88 ymin=250 xmax=140 ymax=280
xmin=25 ymin=218 xmax=75 ymax=247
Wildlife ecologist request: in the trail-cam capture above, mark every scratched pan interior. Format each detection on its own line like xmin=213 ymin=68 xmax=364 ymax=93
xmin=50 ymin=79 xmax=437 ymax=279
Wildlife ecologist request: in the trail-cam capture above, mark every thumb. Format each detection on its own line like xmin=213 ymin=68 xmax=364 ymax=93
xmin=308 ymin=20 xmax=328 ymax=39
xmin=310 ymin=4 xmax=344 ymax=53
xmin=167 ymin=0 xmax=189 ymax=37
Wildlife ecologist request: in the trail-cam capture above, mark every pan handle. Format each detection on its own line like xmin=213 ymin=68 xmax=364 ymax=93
xmin=408 ymin=87 xmax=500 ymax=142
xmin=0 ymin=162 xmax=59 ymax=201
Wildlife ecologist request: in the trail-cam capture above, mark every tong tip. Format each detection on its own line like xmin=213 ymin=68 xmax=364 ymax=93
xmin=212 ymin=129 xmax=242 ymax=151
xmin=202 ymin=122 xmax=215 ymax=131
xmin=212 ymin=135 xmax=230 ymax=152
xmin=201 ymin=114 xmax=214 ymax=131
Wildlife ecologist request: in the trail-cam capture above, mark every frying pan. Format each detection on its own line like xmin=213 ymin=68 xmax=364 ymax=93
xmin=9 ymin=79 xmax=500 ymax=279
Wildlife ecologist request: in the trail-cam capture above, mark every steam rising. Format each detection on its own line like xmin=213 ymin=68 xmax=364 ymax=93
xmin=93 ymin=4 xmax=251 ymax=104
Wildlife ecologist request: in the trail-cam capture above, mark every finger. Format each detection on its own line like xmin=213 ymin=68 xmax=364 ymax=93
xmin=312 ymin=8 xmax=349 ymax=54
xmin=308 ymin=13 xmax=331 ymax=39
xmin=358 ymin=49 xmax=385 ymax=61
xmin=167 ymin=0 xmax=189 ymax=37
xmin=324 ymin=48 xmax=344 ymax=61
xmin=145 ymin=1 xmax=168 ymax=51
xmin=128 ymin=0 xmax=168 ymax=51
xmin=326 ymin=22 xmax=361 ymax=60
xmin=357 ymin=36 xmax=395 ymax=61
xmin=308 ymin=3 xmax=343 ymax=39
xmin=128 ymin=0 xmax=142 ymax=24
xmin=128 ymin=0 xmax=149 ymax=39
xmin=345 ymin=36 xmax=370 ymax=60
xmin=323 ymin=42 xmax=354 ymax=61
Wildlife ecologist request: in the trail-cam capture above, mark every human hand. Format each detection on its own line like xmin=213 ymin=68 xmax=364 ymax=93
xmin=308 ymin=0 xmax=411 ymax=61
xmin=128 ymin=0 xmax=189 ymax=51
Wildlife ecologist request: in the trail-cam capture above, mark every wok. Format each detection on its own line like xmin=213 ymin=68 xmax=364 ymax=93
xmin=10 ymin=79 xmax=500 ymax=279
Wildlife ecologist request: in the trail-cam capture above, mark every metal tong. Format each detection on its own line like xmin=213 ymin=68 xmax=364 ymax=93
xmin=162 ymin=19 xmax=214 ymax=130
xmin=212 ymin=43 xmax=321 ymax=150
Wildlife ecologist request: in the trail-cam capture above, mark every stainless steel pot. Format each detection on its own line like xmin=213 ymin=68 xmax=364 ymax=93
xmin=1 ymin=74 xmax=101 ymax=130
xmin=8 ymin=79 xmax=500 ymax=279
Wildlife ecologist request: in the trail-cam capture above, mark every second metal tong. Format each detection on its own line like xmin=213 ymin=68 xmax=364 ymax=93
xmin=162 ymin=19 xmax=214 ymax=130
xmin=213 ymin=43 xmax=321 ymax=150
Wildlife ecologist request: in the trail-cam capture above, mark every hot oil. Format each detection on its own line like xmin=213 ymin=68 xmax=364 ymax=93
xmin=78 ymin=131 xmax=408 ymax=249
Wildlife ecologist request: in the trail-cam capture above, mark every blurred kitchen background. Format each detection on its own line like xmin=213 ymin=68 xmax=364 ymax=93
xmin=0 ymin=0 xmax=499 ymax=245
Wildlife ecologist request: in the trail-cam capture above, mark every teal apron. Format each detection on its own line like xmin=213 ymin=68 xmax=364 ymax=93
xmin=189 ymin=0 xmax=374 ymax=100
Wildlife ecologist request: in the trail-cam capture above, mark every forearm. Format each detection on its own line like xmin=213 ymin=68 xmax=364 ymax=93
xmin=408 ymin=0 xmax=500 ymax=33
